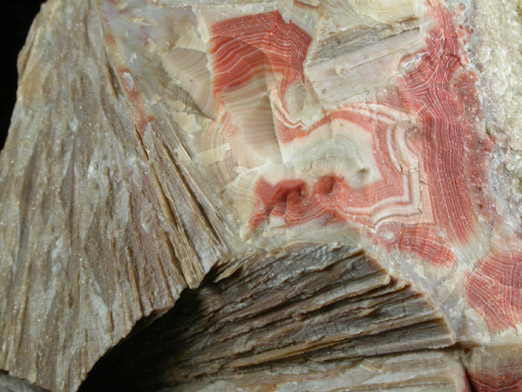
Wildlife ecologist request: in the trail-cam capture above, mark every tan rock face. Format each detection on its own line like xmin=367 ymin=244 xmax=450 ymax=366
xmin=1 ymin=0 xmax=521 ymax=391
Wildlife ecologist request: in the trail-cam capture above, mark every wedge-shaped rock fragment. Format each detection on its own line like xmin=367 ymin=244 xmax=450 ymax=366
xmin=1 ymin=0 xmax=522 ymax=391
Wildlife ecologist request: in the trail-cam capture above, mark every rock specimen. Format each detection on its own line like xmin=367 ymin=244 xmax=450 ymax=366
xmin=1 ymin=0 xmax=522 ymax=391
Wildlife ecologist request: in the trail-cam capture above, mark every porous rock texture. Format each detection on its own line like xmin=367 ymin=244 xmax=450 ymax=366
xmin=1 ymin=0 xmax=522 ymax=391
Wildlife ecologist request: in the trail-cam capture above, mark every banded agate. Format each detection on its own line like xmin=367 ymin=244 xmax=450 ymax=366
xmin=97 ymin=0 xmax=522 ymax=389
xmin=1 ymin=0 xmax=521 ymax=390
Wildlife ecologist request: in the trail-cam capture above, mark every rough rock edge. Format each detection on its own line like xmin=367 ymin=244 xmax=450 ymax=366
xmin=79 ymin=248 xmax=457 ymax=391
xmin=0 ymin=372 xmax=46 ymax=392
xmin=0 ymin=0 xmax=201 ymax=390
xmin=475 ymin=0 xmax=522 ymax=226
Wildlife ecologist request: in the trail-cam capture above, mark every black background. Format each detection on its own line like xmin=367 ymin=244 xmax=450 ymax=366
xmin=1 ymin=1 xmax=46 ymax=151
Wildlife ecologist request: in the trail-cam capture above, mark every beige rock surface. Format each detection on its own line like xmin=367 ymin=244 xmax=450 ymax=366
xmin=0 ymin=0 xmax=521 ymax=391
xmin=0 ymin=0 xmax=225 ymax=390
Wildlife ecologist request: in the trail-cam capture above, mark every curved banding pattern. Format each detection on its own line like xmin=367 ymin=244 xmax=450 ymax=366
xmin=207 ymin=3 xmax=522 ymax=335
xmin=466 ymin=252 xmax=522 ymax=330
xmin=91 ymin=0 xmax=522 ymax=389
xmin=210 ymin=11 xmax=312 ymax=168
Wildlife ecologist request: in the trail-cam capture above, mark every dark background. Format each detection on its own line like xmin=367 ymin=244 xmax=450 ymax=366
xmin=1 ymin=1 xmax=46 ymax=151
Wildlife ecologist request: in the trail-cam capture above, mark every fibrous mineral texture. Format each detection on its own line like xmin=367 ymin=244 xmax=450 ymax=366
xmin=1 ymin=0 xmax=522 ymax=391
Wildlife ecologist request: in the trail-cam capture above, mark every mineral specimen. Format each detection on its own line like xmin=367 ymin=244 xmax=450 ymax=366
xmin=1 ymin=0 xmax=521 ymax=391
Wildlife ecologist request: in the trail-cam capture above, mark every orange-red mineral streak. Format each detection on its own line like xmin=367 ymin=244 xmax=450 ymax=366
xmin=243 ymin=5 xmax=490 ymax=240
xmin=395 ymin=5 xmax=491 ymax=245
xmin=249 ymin=107 xmax=419 ymax=228
xmin=466 ymin=252 xmax=522 ymax=330
xmin=210 ymin=4 xmax=522 ymax=330
xmin=210 ymin=5 xmax=491 ymax=263
xmin=117 ymin=67 xmax=154 ymax=135
xmin=468 ymin=371 xmax=522 ymax=392
xmin=211 ymin=11 xmax=311 ymax=97
xmin=376 ymin=222 xmax=457 ymax=267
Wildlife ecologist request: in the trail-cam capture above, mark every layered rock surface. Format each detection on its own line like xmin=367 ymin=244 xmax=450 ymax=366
xmin=1 ymin=0 xmax=522 ymax=391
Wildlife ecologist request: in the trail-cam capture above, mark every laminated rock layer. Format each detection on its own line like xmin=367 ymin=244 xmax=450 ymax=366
xmin=0 ymin=0 xmax=521 ymax=391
